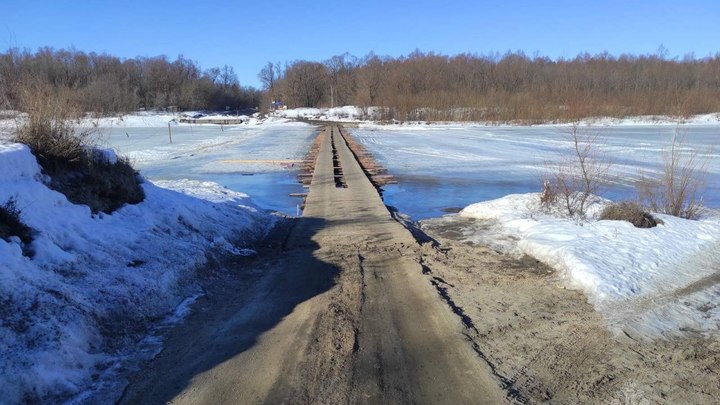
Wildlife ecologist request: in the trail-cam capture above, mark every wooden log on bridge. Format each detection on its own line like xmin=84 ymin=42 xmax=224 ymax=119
xmin=293 ymin=127 xmax=328 ymax=206
xmin=336 ymin=126 xmax=397 ymax=188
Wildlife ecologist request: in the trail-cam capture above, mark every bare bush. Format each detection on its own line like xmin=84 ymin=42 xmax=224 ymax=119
xmin=13 ymin=78 xmax=145 ymax=214
xmin=0 ymin=198 xmax=33 ymax=245
xmin=541 ymin=123 xmax=612 ymax=219
xmin=637 ymin=130 xmax=709 ymax=219
xmin=599 ymin=201 xmax=659 ymax=228
xmin=54 ymin=155 xmax=145 ymax=214
xmin=13 ymin=79 xmax=92 ymax=165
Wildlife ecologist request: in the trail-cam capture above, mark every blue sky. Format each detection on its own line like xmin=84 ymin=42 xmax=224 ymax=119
xmin=3 ymin=0 xmax=719 ymax=87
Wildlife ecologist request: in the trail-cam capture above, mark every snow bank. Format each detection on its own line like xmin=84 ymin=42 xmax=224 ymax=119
xmin=274 ymin=106 xmax=720 ymax=127
xmin=91 ymin=112 xmax=177 ymax=128
xmin=272 ymin=106 xmax=383 ymax=122
xmin=0 ymin=143 xmax=276 ymax=403
xmin=84 ymin=110 xmax=720 ymax=132
xmin=354 ymin=112 xmax=720 ymax=129
xmin=459 ymin=193 xmax=720 ymax=338
xmin=575 ymin=113 xmax=720 ymax=127
xmin=272 ymin=107 xmax=323 ymax=119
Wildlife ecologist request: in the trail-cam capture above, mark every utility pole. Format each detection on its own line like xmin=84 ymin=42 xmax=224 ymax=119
xmin=330 ymin=85 xmax=334 ymax=108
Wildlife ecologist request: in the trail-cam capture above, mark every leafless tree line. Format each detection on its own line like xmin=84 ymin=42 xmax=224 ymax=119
xmin=0 ymin=47 xmax=261 ymax=114
xmin=3 ymin=48 xmax=719 ymax=120
xmin=264 ymin=51 xmax=720 ymax=122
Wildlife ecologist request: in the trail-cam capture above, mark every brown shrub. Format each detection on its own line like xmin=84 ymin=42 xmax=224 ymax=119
xmin=0 ymin=198 xmax=33 ymax=244
xmin=13 ymin=79 xmax=91 ymax=164
xmin=599 ymin=201 xmax=660 ymax=228
xmin=13 ymin=78 xmax=145 ymax=214
xmin=46 ymin=155 xmax=145 ymax=214
xmin=636 ymin=130 xmax=709 ymax=220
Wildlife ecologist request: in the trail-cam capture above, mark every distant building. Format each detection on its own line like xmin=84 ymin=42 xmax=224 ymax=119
xmin=271 ymin=101 xmax=287 ymax=110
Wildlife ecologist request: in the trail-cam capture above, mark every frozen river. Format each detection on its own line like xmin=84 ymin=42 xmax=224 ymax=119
xmin=102 ymin=120 xmax=316 ymax=216
xmin=100 ymin=118 xmax=718 ymax=221
xmin=351 ymin=124 xmax=720 ymax=220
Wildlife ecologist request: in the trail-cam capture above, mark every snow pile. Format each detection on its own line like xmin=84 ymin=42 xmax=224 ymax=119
xmin=272 ymin=107 xmax=322 ymax=119
xmin=91 ymin=112 xmax=177 ymax=128
xmin=576 ymin=113 xmax=720 ymax=127
xmin=272 ymin=106 xmax=384 ymax=122
xmin=0 ymin=143 xmax=276 ymax=403
xmin=459 ymin=193 xmax=720 ymax=338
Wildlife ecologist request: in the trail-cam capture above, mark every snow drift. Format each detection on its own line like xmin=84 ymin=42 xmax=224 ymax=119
xmin=459 ymin=193 xmax=720 ymax=338
xmin=0 ymin=143 xmax=276 ymax=403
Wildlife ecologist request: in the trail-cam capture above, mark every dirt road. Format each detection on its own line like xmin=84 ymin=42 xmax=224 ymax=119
xmin=119 ymin=126 xmax=506 ymax=404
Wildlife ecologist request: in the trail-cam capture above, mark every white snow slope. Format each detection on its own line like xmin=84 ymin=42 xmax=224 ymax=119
xmin=460 ymin=194 xmax=720 ymax=339
xmin=271 ymin=106 xmax=385 ymax=122
xmin=0 ymin=143 xmax=276 ymax=403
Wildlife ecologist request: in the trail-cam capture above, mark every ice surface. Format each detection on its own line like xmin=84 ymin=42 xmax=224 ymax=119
xmin=100 ymin=116 xmax=316 ymax=216
xmin=351 ymin=124 xmax=720 ymax=219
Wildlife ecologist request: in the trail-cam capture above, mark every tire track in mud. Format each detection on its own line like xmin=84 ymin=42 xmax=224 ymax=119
xmin=417 ymin=216 xmax=720 ymax=404
xmin=418 ymin=251 xmax=528 ymax=403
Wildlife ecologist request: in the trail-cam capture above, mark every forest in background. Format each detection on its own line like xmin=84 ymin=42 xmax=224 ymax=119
xmin=2 ymin=47 xmax=720 ymax=122
xmin=0 ymin=47 xmax=260 ymax=114
xmin=265 ymin=51 xmax=720 ymax=122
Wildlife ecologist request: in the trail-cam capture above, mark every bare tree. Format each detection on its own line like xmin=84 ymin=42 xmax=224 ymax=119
xmin=283 ymin=61 xmax=327 ymax=107
xmin=258 ymin=62 xmax=276 ymax=98
xmin=0 ymin=75 xmax=9 ymax=109
xmin=325 ymin=53 xmax=358 ymax=107
xmin=219 ymin=65 xmax=239 ymax=89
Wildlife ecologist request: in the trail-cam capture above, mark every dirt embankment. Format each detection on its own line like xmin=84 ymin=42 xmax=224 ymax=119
xmin=419 ymin=217 xmax=720 ymax=404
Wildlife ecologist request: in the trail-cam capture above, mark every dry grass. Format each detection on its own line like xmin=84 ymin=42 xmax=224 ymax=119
xmin=48 ymin=155 xmax=145 ymax=214
xmin=13 ymin=78 xmax=145 ymax=214
xmin=13 ymin=80 xmax=91 ymax=164
xmin=0 ymin=198 xmax=33 ymax=247
xmin=599 ymin=201 xmax=660 ymax=228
